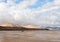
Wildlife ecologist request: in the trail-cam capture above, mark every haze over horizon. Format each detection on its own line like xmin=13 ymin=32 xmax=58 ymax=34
xmin=0 ymin=0 xmax=60 ymax=27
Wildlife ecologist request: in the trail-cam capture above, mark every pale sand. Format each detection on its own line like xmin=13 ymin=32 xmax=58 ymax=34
xmin=0 ymin=31 xmax=60 ymax=42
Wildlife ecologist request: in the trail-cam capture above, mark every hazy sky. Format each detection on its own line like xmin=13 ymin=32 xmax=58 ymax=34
xmin=0 ymin=0 xmax=60 ymax=27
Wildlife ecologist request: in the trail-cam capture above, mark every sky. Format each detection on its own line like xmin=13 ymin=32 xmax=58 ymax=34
xmin=0 ymin=0 xmax=60 ymax=27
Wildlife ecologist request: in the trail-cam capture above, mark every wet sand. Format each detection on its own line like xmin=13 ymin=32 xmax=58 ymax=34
xmin=0 ymin=31 xmax=60 ymax=42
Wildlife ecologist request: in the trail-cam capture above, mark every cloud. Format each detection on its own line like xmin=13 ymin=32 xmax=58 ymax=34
xmin=0 ymin=0 xmax=60 ymax=27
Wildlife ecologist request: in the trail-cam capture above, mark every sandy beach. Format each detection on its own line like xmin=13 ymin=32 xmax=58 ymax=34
xmin=0 ymin=31 xmax=59 ymax=42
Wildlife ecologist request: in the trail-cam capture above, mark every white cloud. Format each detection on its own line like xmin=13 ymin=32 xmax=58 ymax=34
xmin=0 ymin=0 xmax=60 ymax=26
xmin=0 ymin=2 xmax=7 ymax=11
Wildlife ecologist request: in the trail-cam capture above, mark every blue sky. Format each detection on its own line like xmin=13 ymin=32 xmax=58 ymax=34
xmin=0 ymin=0 xmax=60 ymax=27
xmin=1 ymin=0 xmax=54 ymax=8
xmin=28 ymin=0 xmax=54 ymax=9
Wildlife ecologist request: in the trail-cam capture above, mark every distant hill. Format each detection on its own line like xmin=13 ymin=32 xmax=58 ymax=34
xmin=0 ymin=23 xmax=50 ymax=31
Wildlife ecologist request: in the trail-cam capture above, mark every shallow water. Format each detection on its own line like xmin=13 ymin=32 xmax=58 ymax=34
xmin=0 ymin=31 xmax=60 ymax=42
